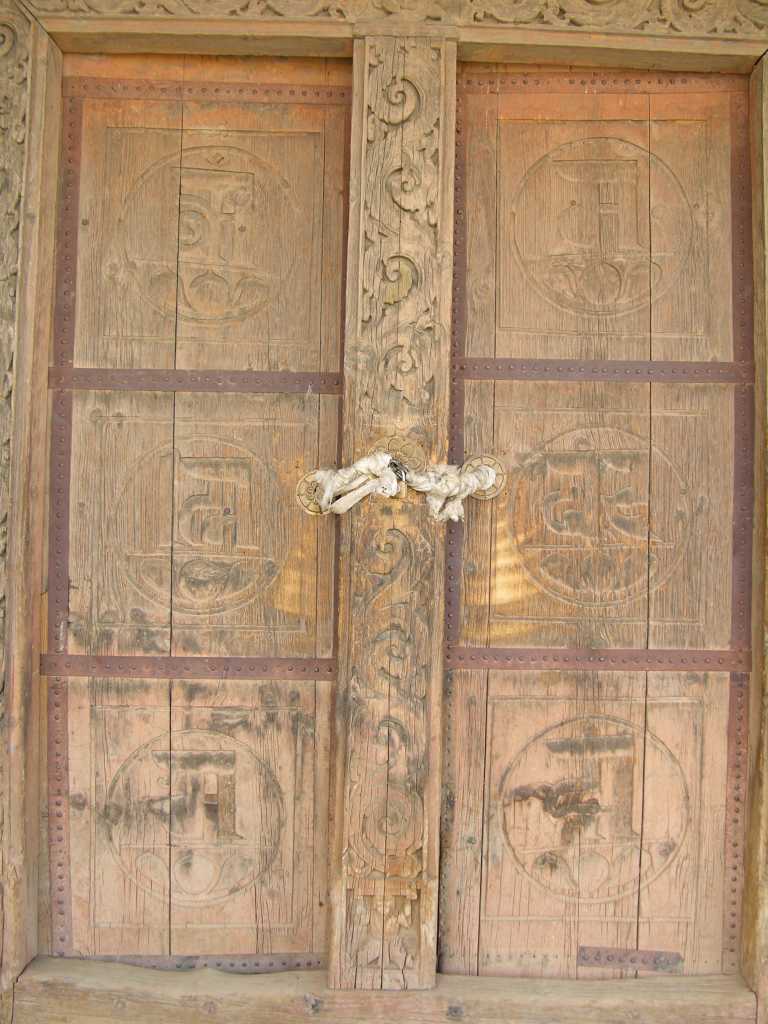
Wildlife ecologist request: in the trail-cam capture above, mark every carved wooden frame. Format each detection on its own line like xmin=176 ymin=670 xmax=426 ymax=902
xmin=3 ymin=0 xmax=768 ymax=1020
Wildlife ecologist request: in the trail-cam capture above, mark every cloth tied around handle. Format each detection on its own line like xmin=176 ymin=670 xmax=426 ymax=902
xmin=302 ymin=451 xmax=503 ymax=523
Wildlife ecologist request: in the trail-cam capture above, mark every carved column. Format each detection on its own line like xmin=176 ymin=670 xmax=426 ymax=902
xmin=328 ymin=34 xmax=455 ymax=991
xmin=0 ymin=0 xmax=34 ymax=1008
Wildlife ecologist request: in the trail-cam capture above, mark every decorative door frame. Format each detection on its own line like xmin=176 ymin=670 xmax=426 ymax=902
xmin=2 ymin=0 xmax=768 ymax=1019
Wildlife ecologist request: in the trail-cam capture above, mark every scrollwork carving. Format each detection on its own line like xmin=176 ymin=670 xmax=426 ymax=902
xmin=469 ymin=0 xmax=768 ymax=35
xmin=22 ymin=0 xmax=768 ymax=36
xmin=333 ymin=35 xmax=452 ymax=989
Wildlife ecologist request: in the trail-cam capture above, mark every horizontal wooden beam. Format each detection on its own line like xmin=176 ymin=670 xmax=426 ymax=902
xmin=12 ymin=958 xmax=757 ymax=1024
xmin=26 ymin=14 xmax=768 ymax=72
xmin=28 ymin=17 xmax=355 ymax=58
xmin=458 ymin=26 xmax=767 ymax=72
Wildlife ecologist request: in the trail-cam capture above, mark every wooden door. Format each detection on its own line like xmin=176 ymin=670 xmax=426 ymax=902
xmin=42 ymin=55 xmax=754 ymax=989
xmin=43 ymin=54 xmax=350 ymax=963
xmin=439 ymin=69 xmax=754 ymax=980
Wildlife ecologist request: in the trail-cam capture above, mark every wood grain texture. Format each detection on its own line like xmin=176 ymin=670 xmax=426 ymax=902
xmin=67 ymin=389 xmax=175 ymax=656
xmin=496 ymin=92 xmax=652 ymax=363
xmin=0 ymin=3 xmax=52 ymax=994
xmin=67 ymin=677 xmax=171 ymax=956
xmin=438 ymin=669 xmax=487 ymax=974
xmin=65 ymin=674 xmax=330 ymax=958
xmin=169 ymin=392 xmax=333 ymax=659
xmin=12 ymin=957 xmax=757 ymax=1024
xmin=637 ymin=672 xmax=730 ymax=975
xmin=463 ymin=380 xmax=652 ymax=650
xmin=439 ymin=669 xmax=732 ymax=980
xmin=168 ymin=678 xmax=327 ymax=956
xmin=74 ymin=95 xmax=182 ymax=370
xmin=43 ymin=56 xmax=350 ymax=976
xmin=10 ymin=12 xmax=61 ymax=981
xmin=16 ymin=0 xmax=768 ymax=41
xmin=480 ymin=670 xmax=647 ymax=979
xmin=328 ymin=36 xmax=455 ymax=991
xmin=742 ymin=54 xmax=768 ymax=1018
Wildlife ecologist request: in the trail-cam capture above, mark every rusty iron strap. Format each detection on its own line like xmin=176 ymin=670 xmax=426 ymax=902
xmin=41 ymin=654 xmax=336 ymax=680
xmin=577 ymin=946 xmax=683 ymax=972
xmin=445 ymin=646 xmax=751 ymax=672
xmin=49 ymin=367 xmax=343 ymax=394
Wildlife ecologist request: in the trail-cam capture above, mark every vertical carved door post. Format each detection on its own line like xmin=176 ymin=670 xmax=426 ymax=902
xmin=328 ymin=34 xmax=456 ymax=990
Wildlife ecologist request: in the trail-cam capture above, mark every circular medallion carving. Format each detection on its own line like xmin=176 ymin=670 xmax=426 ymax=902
xmin=499 ymin=714 xmax=688 ymax=903
xmin=104 ymin=729 xmax=284 ymax=907
xmin=512 ymin=427 xmax=691 ymax=607
xmin=116 ymin=144 xmax=297 ymax=323
xmin=348 ymin=774 xmax=424 ymax=879
xmin=512 ymin=137 xmax=692 ymax=316
xmin=109 ymin=436 xmax=282 ymax=616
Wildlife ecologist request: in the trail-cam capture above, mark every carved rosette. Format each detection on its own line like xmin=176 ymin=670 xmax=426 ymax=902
xmin=330 ymin=36 xmax=454 ymax=991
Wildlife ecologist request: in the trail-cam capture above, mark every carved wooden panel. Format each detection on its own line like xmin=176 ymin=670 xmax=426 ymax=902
xmin=441 ymin=669 xmax=731 ymax=978
xmin=328 ymin=36 xmax=455 ymax=991
xmin=460 ymin=379 xmax=734 ymax=650
xmin=66 ymin=389 xmax=335 ymax=659
xmin=65 ymin=676 xmax=330 ymax=956
xmin=70 ymin=72 xmax=346 ymax=372
xmin=45 ymin=55 xmax=351 ymax=962
xmin=441 ymin=69 xmax=753 ymax=984
xmin=465 ymin=82 xmax=741 ymax=363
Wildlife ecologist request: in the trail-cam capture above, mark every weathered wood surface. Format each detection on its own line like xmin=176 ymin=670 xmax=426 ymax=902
xmin=45 ymin=55 xmax=349 ymax=963
xmin=441 ymin=670 xmax=730 ymax=978
xmin=63 ymin=676 xmax=329 ymax=956
xmin=441 ymin=68 xmax=753 ymax=985
xmin=1 ymin=0 xmax=58 ymax=1002
xmin=12 ymin=957 xmax=757 ymax=1024
xmin=17 ymin=0 xmax=768 ymax=41
xmin=742 ymin=52 xmax=768 ymax=1017
xmin=328 ymin=35 xmax=455 ymax=990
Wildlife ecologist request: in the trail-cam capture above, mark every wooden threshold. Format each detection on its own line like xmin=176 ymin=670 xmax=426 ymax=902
xmin=12 ymin=958 xmax=756 ymax=1024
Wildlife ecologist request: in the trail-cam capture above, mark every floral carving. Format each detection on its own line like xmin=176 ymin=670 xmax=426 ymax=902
xmin=332 ymin=34 xmax=451 ymax=991
xmin=469 ymin=0 xmax=768 ymax=35
xmin=21 ymin=0 xmax=768 ymax=36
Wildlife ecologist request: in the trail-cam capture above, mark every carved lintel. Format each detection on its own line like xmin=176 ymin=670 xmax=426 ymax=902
xmin=329 ymin=34 xmax=455 ymax=991
xmin=19 ymin=0 xmax=768 ymax=40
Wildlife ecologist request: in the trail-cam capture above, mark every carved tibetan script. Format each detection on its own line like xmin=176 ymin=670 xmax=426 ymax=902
xmin=440 ymin=70 xmax=752 ymax=982
xmin=46 ymin=55 xmax=349 ymax=962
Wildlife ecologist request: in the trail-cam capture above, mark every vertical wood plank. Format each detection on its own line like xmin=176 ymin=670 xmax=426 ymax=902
xmin=478 ymin=670 xmax=646 ymax=980
xmin=168 ymin=679 xmax=321 ymax=955
xmin=743 ymin=53 xmax=768 ymax=1016
xmin=439 ymin=669 xmax=488 ymax=975
xmin=636 ymin=672 xmax=730 ymax=975
xmin=10 ymin=17 xmax=61 ymax=983
xmin=328 ymin=35 xmax=455 ymax=991
xmin=68 ymin=677 xmax=171 ymax=956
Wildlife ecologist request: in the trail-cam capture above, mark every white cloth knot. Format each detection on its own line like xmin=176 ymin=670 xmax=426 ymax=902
xmin=307 ymin=451 xmax=498 ymax=522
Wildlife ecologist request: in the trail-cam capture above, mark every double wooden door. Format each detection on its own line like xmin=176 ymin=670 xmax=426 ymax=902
xmin=42 ymin=54 xmax=753 ymax=985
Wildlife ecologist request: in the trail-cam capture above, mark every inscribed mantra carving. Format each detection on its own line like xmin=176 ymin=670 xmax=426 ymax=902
xmin=111 ymin=437 xmax=282 ymax=617
xmin=513 ymin=427 xmax=691 ymax=607
xmin=117 ymin=146 xmax=298 ymax=325
xmin=499 ymin=713 xmax=688 ymax=902
xmin=513 ymin=138 xmax=692 ymax=317
xmin=105 ymin=727 xmax=284 ymax=906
